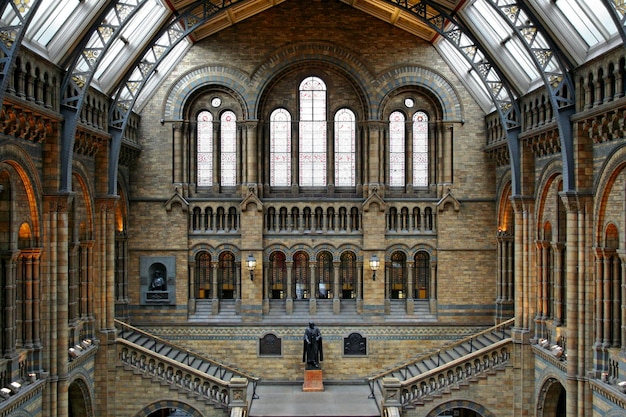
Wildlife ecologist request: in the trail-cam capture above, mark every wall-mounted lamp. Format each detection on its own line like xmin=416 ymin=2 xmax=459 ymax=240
xmin=246 ymin=254 xmax=257 ymax=281
xmin=369 ymin=255 xmax=380 ymax=281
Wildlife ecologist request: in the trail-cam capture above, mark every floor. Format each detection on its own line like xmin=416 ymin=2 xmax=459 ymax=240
xmin=248 ymin=383 xmax=380 ymax=417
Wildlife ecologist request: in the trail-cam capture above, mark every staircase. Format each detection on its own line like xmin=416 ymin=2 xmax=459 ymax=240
xmin=115 ymin=319 xmax=259 ymax=410
xmin=367 ymin=318 xmax=514 ymax=410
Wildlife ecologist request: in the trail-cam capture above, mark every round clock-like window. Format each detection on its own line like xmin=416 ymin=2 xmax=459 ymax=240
xmin=404 ymin=98 xmax=414 ymax=108
xmin=211 ymin=97 xmax=222 ymax=107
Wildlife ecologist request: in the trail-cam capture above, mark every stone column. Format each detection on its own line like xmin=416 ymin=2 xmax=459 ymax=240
xmin=309 ymin=263 xmax=317 ymax=315
xmin=286 ymin=261 xmax=293 ymax=314
xmin=406 ymin=262 xmax=414 ymax=315
xmin=211 ymin=261 xmax=219 ymax=315
xmin=553 ymin=242 xmax=564 ymax=326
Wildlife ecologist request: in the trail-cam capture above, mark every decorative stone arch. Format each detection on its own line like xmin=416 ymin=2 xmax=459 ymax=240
xmin=425 ymin=399 xmax=497 ymax=417
xmin=162 ymin=65 xmax=251 ymax=121
xmin=71 ymin=171 xmax=96 ymax=238
xmin=0 ymin=144 xmax=44 ymax=240
xmin=190 ymin=243 xmax=216 ymax=260
xmin=385 ymin=244 xmax=411 ymax=261
xmin=536 ymin=376 xmax=566 ymax=417
xmin=535 ymin=160 xmax=564 ymax=237
xmin=288 ymin=243 xmax=315 ymax=261
xmin=68 ymin=374 xmax=95 ymax=417
xmin=311 ymin=243 xmax=339 ymax=261
xmin=250 ymin=41 xmax=375 ymax=118
xmin=336 ymin=243 xmax=363 ymax=263
xmin=408 ymin=244 xmax=436 ymax=261
xmin=376 ymin=66 xmax=463 ymax=122
xmin=133 ymin=400 xmax=202 ymax=417
xmin=215 ymin=243 xmax=241 ymax=262
xmin=263 ymin=244 xmax=291 ymax=263
xmin=593 ymin=143 xmax=626 ymax=247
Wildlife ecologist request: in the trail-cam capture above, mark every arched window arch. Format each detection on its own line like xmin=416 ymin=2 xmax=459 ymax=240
xmin=270 ymin=108 xmax=291 ymax=187
xmin=299 ymin=76 xmax=327 ymax=187
xmin=334 ymin=108 xmax=356 ymax=187
xmin=220 ymin=111 xmax=237 ymax=186
xmin=195 ymin=252 xmax=211 ymax=299
xmin=197 ymin=110 xmax=213 ymax=186
xmin=389 ymin=111 xmax=405 ymax=187
xmin=412 ymin=111 xmax=428 ymax=187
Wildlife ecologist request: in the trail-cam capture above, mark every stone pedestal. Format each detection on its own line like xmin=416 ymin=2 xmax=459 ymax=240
xmin=302 ymin=369 xmax=324 ymax=392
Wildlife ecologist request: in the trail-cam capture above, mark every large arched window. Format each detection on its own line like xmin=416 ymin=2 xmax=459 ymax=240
xmin=269 ymin=252 xmax=287 ymax=299
xmin=334 ymin=108 xmax=356 ymax=187
xmin=293 ymin=251 xmax=310 ymax=300
xmin=389 ymin=111 xmax=405 ymax=187
xmin=340 ymin=251 xmax=357 ymax=299
xmin=415 ymin=251 xmax=430 ymax=299
xmin=270 ymin=108 xmax=292 ymax=187
xmin=197 ymin=110 xmax=213 ymax=186
xmin=220 ymin=111 xmax=237 ymax=186
xmin=412 ymin=111 xmax=429 ymax=187
xmin=317 ymin=252 xmax=332 ymax=299
xmin=299 ymin=76 xmax=327 ymax=187
xmin=218 ymin=252 xmax=236 ymax=299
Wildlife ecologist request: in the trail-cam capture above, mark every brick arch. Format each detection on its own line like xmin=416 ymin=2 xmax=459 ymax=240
xmin=409 ymin=244 xmax=436 ymax=261
xmin=385 ymin=244 xmax=411 ymax=261
xmin=162 ymin=65 xmax=251 ymax=121
xmin=497 ymin=178 xmax=514 ymax=234
xmin=426 ymin=399 xmax=497 ymax=417
xmin=250 ymin=41 xmax=375 ymax=118
xmin=536 ymin=377 xmax=566 ymax=417
xmin=133 ymin=401 xmax=202 ymax=417
xmin=336 ymin=243 xmax=363 ymax=262
xmin=311 ymin=243 xmax=339 ymax=261
xmin=68 ymin=375 xmax=94 ymax=417
xmin=264 ymin=244 xmax=291 ymax=262
xmin=377 ymin=66 xmax=463 ymax=121
xmin=593 ymin=143 xmax=626 ymax=248
xmin=535 ymin=160 xmax=563 ymax=237
xmin=215 ymin=244 xmax=241 ymax=262
xmin=190 ymin=244 xmax=216 ymax=259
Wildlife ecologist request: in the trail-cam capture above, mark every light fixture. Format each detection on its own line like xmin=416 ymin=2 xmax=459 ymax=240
xmin=246 ymin=254 xmax=257 ymax=281
xmin=369 ymin=255 xmax=380 ymax=281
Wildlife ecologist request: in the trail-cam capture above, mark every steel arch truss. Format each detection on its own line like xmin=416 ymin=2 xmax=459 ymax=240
xmin=0 ymin=0 xmax=44 ymax=107
xmin=107 ymin=0 xmax=249 ymax=195
xmin=483 ymin=0 xmax=576 ymax=192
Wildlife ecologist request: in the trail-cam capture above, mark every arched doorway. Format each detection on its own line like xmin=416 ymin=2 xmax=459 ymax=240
xmin=427 ymin=400 xmax=497 ymax=417
xmin=538 ymin=377 xmax=566 ymax=417
xmin=68 ymin=379 xmax=92 ymax=417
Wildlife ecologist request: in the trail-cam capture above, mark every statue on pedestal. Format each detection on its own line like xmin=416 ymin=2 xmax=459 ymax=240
xmin=303 ymin=322 xmax=323 ymax=369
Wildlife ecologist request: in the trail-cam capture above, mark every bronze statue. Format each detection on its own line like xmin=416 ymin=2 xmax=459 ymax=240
xmin=303 ymin=322 xmax=323 ymax=368
xmin=150 ymin=270 xmax=166 ymax=291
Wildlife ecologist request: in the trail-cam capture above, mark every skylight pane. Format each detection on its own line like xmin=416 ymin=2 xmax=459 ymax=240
xmin=26 ymin=0 xmax=82 ymax=45
xmin=554 ymin=0 xmax=617 ymax=46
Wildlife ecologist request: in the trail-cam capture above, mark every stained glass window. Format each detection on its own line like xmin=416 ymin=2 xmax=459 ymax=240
xmin=413 ymin=111 xmax=428 ymax=187
xmin=299 ymin=77 xmax=327 ymax=187
xmin=334 ymin=108 xmax=356 ymax=187
xmin=389 ymin=111 xmax=405 ymax=187
xmin=221 ymin=111 xmax=237 ymax=186
xmin=197 ymin=111 xmax=213 ymax=186
xmin=270 ymin=108 xmax=292 ymax=187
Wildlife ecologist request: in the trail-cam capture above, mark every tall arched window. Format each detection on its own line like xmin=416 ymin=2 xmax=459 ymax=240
xmin=415 ymin=251 xmax=430 ymax=299
xmin=389 ymin=111 xmax=405 ymax=187
xmin=269 ymin=252 xmax=286 ymax=299
xmin=334 ymin=108 xmax=356 ymax=187
xmin=413 ymin=111 xmax=428 ymax=187
xmin=340 ymin=252 xmax=357 ymax=299
xmin=293 ymin=252 xmax=310 ymax=300
xmin=317 ymin=252 xmax=332 ymax=299
xmin=221 ymin=111 xmax=237 ymax=186
xmin=219 ymin=252 xmax=236 ymax=299
xmin=196 ymin=252 xmax=211 ymax=299
xmin=270 ymin=108 xmax=291 ymax=187
xmin=299 ymin=77 xmax=327 ymax=187
xmin=197 ymin=111 xmax=213 ymax=186
xmin=388 ymin=251 xmax=407 ymax=299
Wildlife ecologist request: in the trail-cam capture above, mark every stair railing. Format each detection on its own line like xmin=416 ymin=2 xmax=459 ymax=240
xmin=397 ymin=339 xmax=511 ymax=406
xmin=367 ymin=318 xmax=514 ymax=400
xmin=115 ymin=319 xmax=259 ymax=399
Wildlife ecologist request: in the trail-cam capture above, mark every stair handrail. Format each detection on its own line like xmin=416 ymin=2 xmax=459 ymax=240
xmin=367 ymin=318 xmax=514 ymax=381
xmin=389 ymin=338 xmax=512 ymax=407
xmin=115 ymin=319 xmax=260 ymax=388
xmin=118 ymin=338 xmax=234 ymax=408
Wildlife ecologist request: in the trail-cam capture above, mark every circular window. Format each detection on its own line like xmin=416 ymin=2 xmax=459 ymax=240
xmin=404 ymin=98 xmax=414 ymax=108
xmin=211 ymin=97 xmax=222 ymax=107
